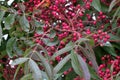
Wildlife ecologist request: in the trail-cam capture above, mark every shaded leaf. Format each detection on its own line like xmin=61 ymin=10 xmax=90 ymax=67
xmin=102 ymin=46 xmax=117 ymax=56
xmin=11 ymin=58 xmax=29 ymax=66
xmin=4 ymin=14 xmax=16 ymax=29
xmin=19 ymin=14 xmax=30 ymax=32
xmin=28 ymin=59 xmax=42 ymax=80
xmin=6 ymin=37 xmax=16 ymax=58
xmin=91 ymin=0 xmax=101 ymax=11
xmin=36 ymin=27 xmax=43 ymax=34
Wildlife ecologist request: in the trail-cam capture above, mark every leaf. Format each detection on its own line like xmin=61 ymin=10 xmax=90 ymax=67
xmin=108 ymin=0 xmax=120 ymax=12
xmin=6 ymin=37 xmax=16 ymax=58
xmin=0 ymin=10 xmax=5 ymax=21
xmin=51 ymin=42 xmax=74 ymax=59
xmin=47 ymin=29 xmax=56 ymax=38
xmin=71 ymin=50 xmax=83 ymax=77
xmin=18 ymin=3 xmax=26 ymax=12
xmin=71 ymin=50 xmax=90 ymax=80
xmin=102 ymin=46 xmax=117 ymax=56
xmin=36 ymin=27 xmax=43 ymax=34
xmin=4 ymin=14 xmax=16 ymax=29
xmin=77 ymin=55 xmax=91 ymax=80
xmin=19 ymin=14 xmax=30 ymax=32
xmin=0 ymin=25 xmax=2 ymax=46
xmin=35 ymin=52 xmax=52 ymax=80
xmin=53 ymin=54 xmax=71 ymax=75
xmin=28 ymin=59 xmax=42 ymax=80
xmin=112 ymin=6 xmax=120 ymax=22
xmin=43 ymin=36 xmax=59 ymax=46
xmin=11 ymin=58 xmax=29 ymax=66
xmin=91 ymin=0 xmax=101 ymax=11
xmin=20 ymin=73 xmax=32 ymax=80
xmin=0 ymin=10 xmax=5 ymax=46
xmin=13 ymin=41 xmax=23 ymax=56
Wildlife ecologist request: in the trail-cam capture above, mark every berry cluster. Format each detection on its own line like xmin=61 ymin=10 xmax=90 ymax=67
xmin=99 ymin=55 xmax=120 ymax=80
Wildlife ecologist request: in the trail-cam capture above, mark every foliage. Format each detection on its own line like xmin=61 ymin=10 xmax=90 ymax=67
xmin=0 ymin=0 xmax=120 ymax=80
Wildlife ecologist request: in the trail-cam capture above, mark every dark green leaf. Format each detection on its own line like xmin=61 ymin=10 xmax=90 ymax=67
xmin=19 ymin=14 xmax=30 ymax=32
xmin=11 ymin=58 xmax=29 ymax=66
xmin=36 ymin=27 xmax=43 ymax=34
xmin=43 ymin=36 xmax=59 ymax=46
xmin=102 ymin=46 xmax=117 ymax=56
xmin=0 ymin=10 xmax=5 ymax=21
xmin=6 ymin=37 xmax=16 ymax=58
xmin=91 ymin=0 xmax=101 ymax=11
xmin=4 ymin=14 xmax=16 ymax=29
xmin=28 ymin=59 xmax=42 ymax=80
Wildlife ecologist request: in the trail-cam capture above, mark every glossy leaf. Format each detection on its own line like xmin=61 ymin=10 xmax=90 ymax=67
xmin=19 ymin=14 xmax=30 ymax=32
xmin=28 ymin=59 xmax=42 ymax=80
xmin=47 ymin=29 xmax=56 ymax=38
xmin=91 ymin=0 xmax=101 ymax=11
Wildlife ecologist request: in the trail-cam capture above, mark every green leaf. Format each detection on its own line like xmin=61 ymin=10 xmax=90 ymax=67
xmin=43 ymin=36 xmax=59 ymax=46
xmin=77 ymin=55 xmax=90 ymax=80
xmin=112 ymin=6 xmax=120 ymax=22
xmin=11 ymin=58 xmax=29 ymax=66
xmin=0 ymin=10 xmax=5 ymax=46
xmin=71 ymin=50 xmax=90 ymax=80
xmin=0 ymin=25 xmax=2 ymax=46
xmin=91 ymin=0 xmax=101 ymax=11
xmin=36 ymin=27 xmax=43 ymax=34
xmin=108 ymin=0 xmax=120 ymax=12
xmin=13 ymin=41 xmax=23 ymax=56
xmin=53 ymin=54 xmax=71 ymax=75
xmin=35 ymin=52 xmax=52 ymax=80
xmin=20 ymin=73 xmax=33 ymax=80
xmin=19 ymin=14 xmax=30 ymax=32
xmin=18 ymin=3 xmax=25 ymax=12
xmin=102 ymin=46 xmax=117 ymax=56
xmin=4 ymin=14 xmax=16 ymax=29
xmin=0 ymin=10 xmax=5 ymax=21
xmin=47 ymin=29 xmax=56 ymax=38
xmin=51 ymin=42 xmax=74 ymax=59
xmin=71 ymin=50 xmax=83 ymax=77
xmin=28 ymin=59 xmax=42 ymax=80
xmin=6 ymin=37 xmax=16 ymax=58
